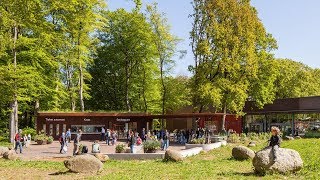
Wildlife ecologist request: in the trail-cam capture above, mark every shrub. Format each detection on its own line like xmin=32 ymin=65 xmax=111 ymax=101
xmin=22 ymin=127 xmax=36 ymax=140
xmin=247 ymin=132 xmax=259 ymax=141
xmin=115 ymin=144 xmax=126 ymax=153
xmin=239 ymin=133 xmax=247 ymax=142
xmin=228 ymin=133 xmax=240 ymax=143
xmin=34 ymin=133 xmax=53 ymax=144
xmin=47 ymin=136 xmax=54 ymax=144
xmin=189 ymin=138 xmax=206 ymax=144
xmin=34 ymin=133 xmax=48 ymax=141
xmin=143 ymin=140 xmax=160 ymax=153
xmin=304 ymin=131 xmax=320 ymax=138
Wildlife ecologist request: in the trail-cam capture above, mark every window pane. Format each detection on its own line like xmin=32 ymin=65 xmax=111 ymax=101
xmin=56 ymin=124 xmax=60 ymax=136
xmin=42 ymin=124 xmax=46 ymax=134
xmin=49 ymin=124 xmax=53 ymax=136
xmin=63 ymin=124 xmax=66 ymax=133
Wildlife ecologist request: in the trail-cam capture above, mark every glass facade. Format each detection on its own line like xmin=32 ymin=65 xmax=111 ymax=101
xmin=71 ymin=125 xmax=105 ymax=134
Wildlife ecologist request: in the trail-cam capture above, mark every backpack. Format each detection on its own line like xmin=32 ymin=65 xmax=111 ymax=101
xmin=82 ymin=145 xmax=88 ymax=153
xmin=14 ymin=134 xmax=21 ymax=141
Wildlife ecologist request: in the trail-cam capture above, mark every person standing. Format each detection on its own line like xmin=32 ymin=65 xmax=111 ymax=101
xmin=101 ymin=127 xmax=106 ymax=141
xmin=128 ymin=131 xmax=135 ymax=153
xmin=141 ymin=128 xmax=146 ymax=142
xmin=66 ymin=128 xmax=71 ymax=145
xmin=73 ymin=129 xmax=82 ymax=155
xmin=27 ymin=134 xmax=31 ymax=148
xmin=162 ymin=130 xmax=169 ymax=151
xmin=14 ymin=129 xmax=23 ymax=154
xmin=59 ymin=132 xmax=67 ymax=154
xmin=106 ymin=129 xmax=110 ymax=145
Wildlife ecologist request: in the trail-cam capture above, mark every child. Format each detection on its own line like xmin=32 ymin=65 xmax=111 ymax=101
xmin=269 ymin=126 xmax=281 ymax=162
xmin=92 ymin=140 xmax=100 ymax=153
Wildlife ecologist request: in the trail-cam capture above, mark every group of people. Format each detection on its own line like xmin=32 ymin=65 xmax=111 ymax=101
xmin=14 ymin=129 xmax=32 ymax=154
xmin=58 ymin=128 xmax=81 ymax=155
xmin=100 ymin=127 xmax=118 ymax=146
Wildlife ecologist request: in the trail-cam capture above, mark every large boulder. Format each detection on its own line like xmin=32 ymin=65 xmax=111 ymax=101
xmin=232 ymin=145 xmax=255 ymax=160
xmin=94 ymin=153 xmax=109 ymax=162
xmin=164 ymin=150 xmax=183 ymax=162
xmin=64 ymin=154 xmax=103 ymax=173
xmin=253 ymin=147 xmax=303 ymax=174
xmin=3 ymin=150 xmax=18 ymax=160
xmin=0 ymin=146 xmax=9 ymax=156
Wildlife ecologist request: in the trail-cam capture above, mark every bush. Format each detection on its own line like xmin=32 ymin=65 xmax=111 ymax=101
xmin=228 ymin=133 xmax=240 ymax=143
xmin=189 ymin=138 xmax=206 ymax=144
xmin=115 ymin=144 xmax=126 ymax=153
xmin=304 ymin=131 xmax=320 ymax=138
xmin=239 ymin=133 xmax=247 ymax=142
xmin=34 ymin=133 xmax=53 ymax=144
xmin=47 ymin=136 xmax=54 ymax=144
xmin=34 ymin=133 xmax=48 ymax=141
xmin=22 ymin=127 xmax=36 ymax=140
xmin=143 ymin=140 xmax=160 ymax=153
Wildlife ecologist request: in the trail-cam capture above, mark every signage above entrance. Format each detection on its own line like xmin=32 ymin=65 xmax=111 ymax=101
xmin=116 ymin=118 xmax=130 ymax=122
xmin=84 ymin=118 xmax=91 ymax=122
xmin=45 ymin=118 xmax=65 ymax=122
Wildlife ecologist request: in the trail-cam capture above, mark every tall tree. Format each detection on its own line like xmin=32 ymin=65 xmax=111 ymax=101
xmin=146 ymin=3 xmax=180 ymax=116
xmin=89 ymin=8 xmax=160 ymax=112
xmin=0 ymin=0 xmax=57 ymax=142
xmin=190 ymin=0 xmax=277 ymax=131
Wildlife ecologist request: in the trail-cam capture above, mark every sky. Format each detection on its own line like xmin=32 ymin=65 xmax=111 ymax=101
xmin=107 ymin=0 xmax=320 ymax=76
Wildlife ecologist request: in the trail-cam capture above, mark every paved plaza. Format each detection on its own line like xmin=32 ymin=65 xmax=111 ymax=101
xmin=14 ymin=140 xmax=184 ymax=161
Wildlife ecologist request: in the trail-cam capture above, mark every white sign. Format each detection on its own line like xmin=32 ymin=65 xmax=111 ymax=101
xmin=116 ymin=118 xmax=130 ymax=122
xmin=45 ymin=118 xmax=65 ymax=122
xmin=84 ymin=118 xmax=91 ymax=122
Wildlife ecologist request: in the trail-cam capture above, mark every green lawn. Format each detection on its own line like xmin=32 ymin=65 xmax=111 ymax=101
xmin=0 ymin=139 xmax=319 ymax=179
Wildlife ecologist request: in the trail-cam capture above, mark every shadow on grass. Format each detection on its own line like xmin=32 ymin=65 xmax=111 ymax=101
xmin=218 ymin=171 xmax=265 ymax=177
xmin=48 ymin=171 xmax=71 ymax=176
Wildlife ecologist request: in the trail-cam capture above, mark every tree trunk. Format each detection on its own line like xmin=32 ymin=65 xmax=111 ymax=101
xmin=78 ymin=32 xmax=84 ymax=112
xmin=221 ymin=102 xmax=227 ymax=131
xmin=79 ymin=62 xmax=84 ymax=112
xmin=142 ymin=68 xmax=148 ymax=113
xmin=125 ymin=58 xmax=131 ymax=112
xmin=9 ymin=24 xmax=19 ymax=143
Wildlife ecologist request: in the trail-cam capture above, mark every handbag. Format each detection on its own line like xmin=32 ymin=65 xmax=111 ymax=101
xmin=63 ymin=145 xmax=68 ymax=152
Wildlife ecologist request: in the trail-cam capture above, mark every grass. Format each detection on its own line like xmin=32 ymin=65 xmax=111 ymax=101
xmin=0 ymin=139 xmax=319 ymax=179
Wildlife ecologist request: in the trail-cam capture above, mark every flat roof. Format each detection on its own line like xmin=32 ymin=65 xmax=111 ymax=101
xmin=244 ymin=96 xmax=320 ymax=114
xmin=37 ymin=112 xmax=231 ymax=119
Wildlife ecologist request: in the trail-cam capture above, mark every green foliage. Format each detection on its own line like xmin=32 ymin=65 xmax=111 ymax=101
xmin=143 ymin=140 xmax=161 ymax=152
xmin=115 ymin=144 xmax=126 ymax=153
xmin=228 ymin=134 xmax=240 ymax=143
xmin=34 ymin=133 xmax=53 ymax=143
xmin=304 ymin=131 xmax=320 ymax=138
xmin=190 ymin=0 xmax=277 ymax=129
xmin=22 ymin=127 xmax=36 ymax=139
xmin=189 ymin=138 xmax=206 ymax=144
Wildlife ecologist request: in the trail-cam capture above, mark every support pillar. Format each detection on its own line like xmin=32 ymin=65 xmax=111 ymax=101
xmin=292 ymin=113 xmax=295 ymax=136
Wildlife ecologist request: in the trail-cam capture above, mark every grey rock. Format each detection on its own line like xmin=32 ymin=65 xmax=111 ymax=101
xmin=253 ymin=146 xmax=303 ymax=174
xmin=164 ymin=149 xmax=183 ymax=162
xmin=94 ymin=153 xmax=109 ymax=162
xmin=0 ymin=146 xmax=9 ymax=156
xmin=3 ymin=150 xmax=18 ymax=160
xmin=232 ymin=145 xmax=255 ymax=160
xmin=64 ymin=154 xmax=103 ymax=173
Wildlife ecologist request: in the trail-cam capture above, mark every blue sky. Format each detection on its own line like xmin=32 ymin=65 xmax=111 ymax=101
xmin=107 ymin=0 xmax=320 ymax=76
